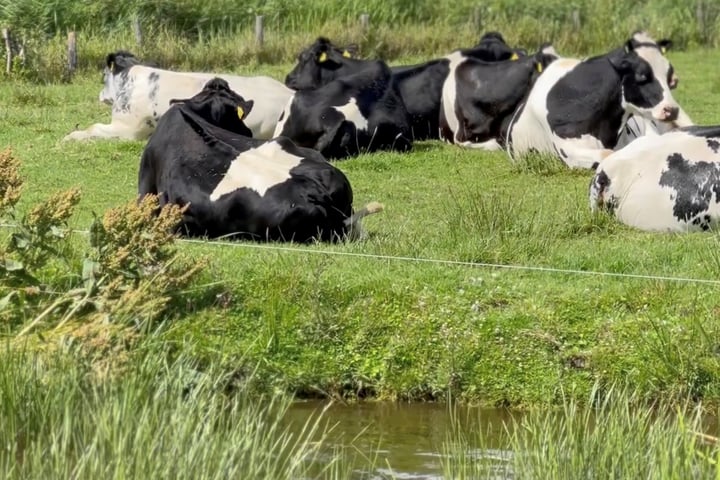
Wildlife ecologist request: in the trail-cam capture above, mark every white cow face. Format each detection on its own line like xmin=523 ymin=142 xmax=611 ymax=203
xmin=97 ymin=51 xmax=143 ymax=106
xmin=615 ymin=32 xmax=688 ymax=126
xmin=99 ymin=66 xmax=116 ymax=105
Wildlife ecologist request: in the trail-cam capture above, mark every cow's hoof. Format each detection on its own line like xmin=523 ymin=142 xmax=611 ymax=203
xmin=62 ymin=131 xmax=94 ymax=142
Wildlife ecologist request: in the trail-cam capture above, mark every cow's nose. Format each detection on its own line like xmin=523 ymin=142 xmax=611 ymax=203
xmin=663 ymin=106 xmax=679 ymax=122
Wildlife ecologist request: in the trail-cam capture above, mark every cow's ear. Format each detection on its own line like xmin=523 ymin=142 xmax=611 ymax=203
xmin=238 ymin=100 xmax=254 ymax=119
xmin=608 ymin=51 xmax=633 ymax=74
xmin=658 ymin=39 xmax=672 ymax=54
xmin=106 ymin=53 xmax=116 ymax=71
xmin=342 ymin=44 xmax=359 ymax=58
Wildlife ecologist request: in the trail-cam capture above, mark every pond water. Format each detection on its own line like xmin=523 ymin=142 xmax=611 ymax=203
xmin=286 ymin=400 xmax=720 ymax=479
xmin=285 ymin=401 xmax=520 ymax=479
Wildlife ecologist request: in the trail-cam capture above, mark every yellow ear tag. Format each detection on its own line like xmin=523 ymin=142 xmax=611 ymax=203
xmin=660 ymin=46 xmax=667 ymax=54
xmin=536 ymin=62 xmax=543 ymax=73
xmin=510 ymin=52 xmax=519 ymax=61
xmin=342 ymin=50 xmax=352 ymax=58
xmin=318 ymin=52 xmax=328 ymax=63
xmin=237 ymin=106 xmax=244 ymax=119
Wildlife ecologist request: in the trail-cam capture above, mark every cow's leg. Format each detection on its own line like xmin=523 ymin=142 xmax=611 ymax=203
xmin=137 ymin=170 xmax=157 ymax=200
xmin=316 ymin=111 xmax=347 ymax=155
xmin=551 ymin=136 xmax=613 ymax=169
xmin=62 ymin=121 xmax=146 ymax=141
xmin=558 ymin=145 xmax=613 ymax=169
xmin=458 ymin=139 xmax=502 ymax=150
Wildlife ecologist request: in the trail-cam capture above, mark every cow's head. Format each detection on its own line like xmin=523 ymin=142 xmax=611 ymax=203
xmin=99 ymin=51 xmax=145 ymax=104
xmin=531 ymin=44 xmax=560 ymax=76
xmin=608 ymin=32 xmax=686 ymax=126
xmin=170 ymin=77 xmax=255 ymax=137
xmin=285 ymin=37 xmax=359 ymax=90
xmin=466 ymin=31 xmax=525 ymax=61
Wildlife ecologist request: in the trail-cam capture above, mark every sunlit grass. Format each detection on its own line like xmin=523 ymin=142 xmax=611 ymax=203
xmin=442 ymin=385 xmax=720 ymax=479
xmin=0 ymin=346 xmax=368 ymax=479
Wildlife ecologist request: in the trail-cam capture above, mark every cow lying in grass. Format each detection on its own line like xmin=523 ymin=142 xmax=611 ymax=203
xmin=508 ymin=32 xmax=693 ymax=169
xmin=439 ymin=43 xmax=559 ymax=149
xmin=64 ymin=51 xmax=292 ymax=141
xmin=274 ymin=59 xmax=412 ymax=159
xmin=590 ymin=126 xmax=720 ymax=232
xmin=284 ymin=33 xmax=527 ymax=141
xmin=138 ymin=77 xmax=382 ymax=241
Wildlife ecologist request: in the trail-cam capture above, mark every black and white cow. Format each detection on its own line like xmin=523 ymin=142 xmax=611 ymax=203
xmin=283 ymin=33 xmax=525 ymax=141
xmin=138 ymin=77 xmax=382 ymax=241
xmin=590 ymin=126 xmax=720 ymax=232
xmin=439 ymin=44 xmax=558 ymax=148
xmin=64 ymin=51 xmax=292 ymax=141
xmin=274 ymin=60 xmax=412 ymax=159
xmin=508 ymin=32 xmax=693 ymax=169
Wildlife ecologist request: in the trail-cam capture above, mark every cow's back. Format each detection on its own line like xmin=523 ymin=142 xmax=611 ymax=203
xmin=591 ymin=130 xmax=720 ymax=231
xmin=508 ymin=58 xmax=581 ymax=156
xmin=127 ymin=66 xmax=291 ymax=140
xmin=391 ymin=59 xmax=450 ymax=140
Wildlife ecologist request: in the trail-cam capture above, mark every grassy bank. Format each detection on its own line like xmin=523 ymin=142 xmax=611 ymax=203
xmin=1 ymin=0 xmax=719 ymax=82
xmin=2 ymin=348 xmax=718 ymax=478
xmin=2 ymin=49 xmax=720 ymax=406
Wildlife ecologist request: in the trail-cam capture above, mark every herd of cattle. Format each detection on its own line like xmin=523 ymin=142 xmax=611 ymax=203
xmin=62 ymin=30 xmax=720 ymax=240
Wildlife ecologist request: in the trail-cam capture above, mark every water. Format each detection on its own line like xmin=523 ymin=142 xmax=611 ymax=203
xmin=285 ymin=401 xmax=520 ymax=479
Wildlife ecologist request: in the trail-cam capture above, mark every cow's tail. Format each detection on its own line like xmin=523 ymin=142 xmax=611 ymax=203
xmin=344 ymin=201 xmax=384 ymax=240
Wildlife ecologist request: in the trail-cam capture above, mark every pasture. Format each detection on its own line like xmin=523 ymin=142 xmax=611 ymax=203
xmin=2 ymin=47 xmax=720 ymax=407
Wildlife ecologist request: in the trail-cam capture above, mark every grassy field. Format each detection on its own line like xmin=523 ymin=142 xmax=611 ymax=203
xmin=2 ymin=47 xmax=720 ymax=409
xmin=2 ymin=0 xmax=719 ymax=82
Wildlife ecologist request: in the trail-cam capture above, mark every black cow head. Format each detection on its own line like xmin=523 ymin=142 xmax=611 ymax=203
xmin=170 ymin=78 xmax=255 ymax=137
xmin=285 ymin=37 xmax=360 ymax=90
xmin=105 ymin=51 xmax=145 ymax=74
xmin=531 ymin=44 xmax=560 ymax=75
xmin=464 ymin=30 xmax=525 ymax=62
xmin=607 ymin=32 xmax=684 ymax=125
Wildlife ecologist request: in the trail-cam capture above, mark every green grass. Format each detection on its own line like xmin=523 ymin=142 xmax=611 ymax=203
xmin=0 ymin=346 xmax=368 ymax=479
xmin=2 ymin=0 xmax=720 ymax=82
xmin=442 ymin=385 xmax=720 ymax=479
xmin=2 ymin=49 xmax=720 ymax=407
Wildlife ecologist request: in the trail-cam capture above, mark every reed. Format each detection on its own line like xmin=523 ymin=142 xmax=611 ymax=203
xmin=0 ymin=346 xmax=360 ymax=479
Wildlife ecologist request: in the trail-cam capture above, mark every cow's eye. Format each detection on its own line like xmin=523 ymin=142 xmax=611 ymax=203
xmin=634 ymin=73 xmax=648 ymax=83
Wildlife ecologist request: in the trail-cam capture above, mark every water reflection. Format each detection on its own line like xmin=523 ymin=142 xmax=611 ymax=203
xmin=285 ymin=401 xmax=519 ymax=479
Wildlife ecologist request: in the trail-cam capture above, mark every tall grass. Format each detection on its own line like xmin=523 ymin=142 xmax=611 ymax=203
xmin=442 ymin=385 xmax=720 ymax=478
xmin=0 ymin=346 xmax=361 ymax=479
xmin=1 ymin=0 xmax=719 ymax=82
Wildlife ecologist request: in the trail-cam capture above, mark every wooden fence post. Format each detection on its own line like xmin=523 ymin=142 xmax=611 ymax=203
xmin=67 ymin=31 xmax=77 ymax=76
xmin=2 ymin=28 xmax=11 ymax=74
xmin=360 ymin=13 xmax=370 ymax=33
xmin=19 ymin=36 xmax=25 ymax=67
xmin=132 ymin=16 xmax=143 ymax=47
xmin=473 ymin=8 xmax=482 ymax=29
xmin=255 ymin=15 xmax=264 ymax=47
xmin=571 ymin=10 xmax=581 ymax=31
xmin=696 ymin=1 xmax=706 ymax=42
